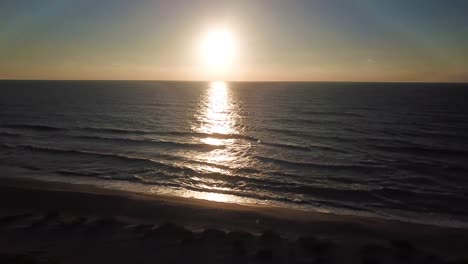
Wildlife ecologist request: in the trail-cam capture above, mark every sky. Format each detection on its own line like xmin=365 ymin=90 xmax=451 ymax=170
xmin=1 ymin=0 xmax=467 ymax=82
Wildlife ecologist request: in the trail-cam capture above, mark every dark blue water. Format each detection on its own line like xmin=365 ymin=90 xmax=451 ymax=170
xmin=1 ymin=80 xmax=468 ymax=226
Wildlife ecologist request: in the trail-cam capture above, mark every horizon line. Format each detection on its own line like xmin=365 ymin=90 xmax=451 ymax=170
xmin=1 ymin=79 xmax=467 ymax=84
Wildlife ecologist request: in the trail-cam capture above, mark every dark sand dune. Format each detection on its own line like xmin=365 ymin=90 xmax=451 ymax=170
xmin=1 ymin=177 xmax=468 ymax=264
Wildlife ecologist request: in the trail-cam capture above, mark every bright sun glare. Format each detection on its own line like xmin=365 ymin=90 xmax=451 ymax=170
xmin=199 ymin=27 xmax=236 ymax=69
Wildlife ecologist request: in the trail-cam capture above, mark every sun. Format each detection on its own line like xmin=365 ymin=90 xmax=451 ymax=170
xmin=199 ymin=27 xmax=236 ymax=69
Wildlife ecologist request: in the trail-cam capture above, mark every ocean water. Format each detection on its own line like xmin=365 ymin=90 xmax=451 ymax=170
xmin=1 ymin=80 xmax=468 ymax=226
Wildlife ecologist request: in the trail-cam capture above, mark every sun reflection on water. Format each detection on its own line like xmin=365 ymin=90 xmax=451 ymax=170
xmin=190 ymin=81 xmax=241 ymax=203
xmin=197 ymin=192 xmax=232 ymax=203
xmin=149 ymin=186 xmax=253 ymax=205
xmin=199 ymin=81 xmax=235 ymax=135
xmin=195 ymin=81 xmax=238 ymax=153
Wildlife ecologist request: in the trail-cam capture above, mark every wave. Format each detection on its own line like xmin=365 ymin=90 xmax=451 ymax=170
xmin=419 ymin=130 xmax=468 ymax=140
xmin=271 ymin=118 xmax=342 ymax=126
xmin=162 ymin=176 xmax=387 ymax=212
xmin=166 ymin=131 xmax=258 ymax=141
xmin=2 ymin=124 xmax=66 ymax=132
xmin=78 ymin=127 xmax=150 ymax=134
xmin=374 ymin=144 xmax=468 ymax=156
xmin=137 ymin=177 xmax=375 ymax=212
xmin=78 ymin=126 xmax=258 ymax=141
xmin=301 ymin=110 xmax=364 ymax=118
xmin=0 ymin=143 xmax=15 ymax=149
xmin=0 ymin=131 xmax=21 ymax=137
xmin=54 ymin=170 xmax=102 ymax=177
xmin=263 ymin=127 xmax=356 ymax=143
xmin=1 ymin=143 xmax=240 ymax=179
xmin=395 ymin=161 xmax=468 ymax=180
xmin=2 ymin=143 xmax=191 ymax=173
xmin=372 ymin=187 xmax=468 ymax=215
xmin=256 ymin=156 xmax=385 ymax=171
xmin=20 ymin=165 xmax=41 ymax=171
xmin=260 ymin=141 xmax=312 ymax=151
xmin=6 ymin=144 xmax=155 ymax=164
xmin=72 ymin=134 xmax=224 ymax=151
xmin=260 ymin=141 xmax=347 ymax=153
xmin=141 ymin=179 xmax=311 ymax=206
xmin=1 ymin=123 xmax=258 ymax=142
xmin=396 ymin=175 xmax=440 ymax=186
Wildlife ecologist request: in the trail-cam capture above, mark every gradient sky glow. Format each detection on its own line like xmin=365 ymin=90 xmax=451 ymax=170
xmin=1 ymin=0 xmax=467 ymax=82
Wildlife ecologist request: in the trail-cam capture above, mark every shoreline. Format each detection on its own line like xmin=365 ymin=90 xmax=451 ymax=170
xmin=1 ymin=174 xmax=468 ymax=234
xmin=0 ymin=176 xmax=397 ymax=234
xmin=1 ymin=176 xmax=468 ymax=260
xmin=2 ymin=165 xmax=467 ymax=230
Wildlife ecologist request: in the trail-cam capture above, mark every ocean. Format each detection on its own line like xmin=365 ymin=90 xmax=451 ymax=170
xmin=1 ymin=80 xmax=467 ymax=227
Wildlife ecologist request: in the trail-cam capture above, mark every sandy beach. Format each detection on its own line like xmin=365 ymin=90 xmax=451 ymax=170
xmin=1 ymin=177 xmax=467 ymax=264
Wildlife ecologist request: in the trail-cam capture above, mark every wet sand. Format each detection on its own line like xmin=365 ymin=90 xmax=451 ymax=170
xmin=1 ymin=177 xmax=467 ymax=264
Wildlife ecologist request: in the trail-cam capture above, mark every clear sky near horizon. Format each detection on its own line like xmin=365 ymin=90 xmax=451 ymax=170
xmin=1 ymin=0 xmax=467 ymax=82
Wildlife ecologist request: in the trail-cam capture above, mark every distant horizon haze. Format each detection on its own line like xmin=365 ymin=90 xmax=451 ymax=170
xmin=1 ymin=79 xmax=468 ymax=84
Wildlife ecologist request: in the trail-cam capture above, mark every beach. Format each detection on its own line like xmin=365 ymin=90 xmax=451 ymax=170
xmin=1 ymin=176 xmax=467 ymax=264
